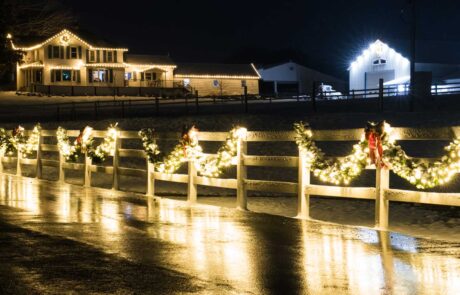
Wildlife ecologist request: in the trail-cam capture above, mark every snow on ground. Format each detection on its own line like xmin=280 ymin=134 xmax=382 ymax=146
xmin=2 ymin=110 xmax=460 ymax=243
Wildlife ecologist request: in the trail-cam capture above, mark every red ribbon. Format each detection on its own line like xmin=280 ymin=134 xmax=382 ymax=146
xmin=367 ymin=132 xmax=385 ymax=168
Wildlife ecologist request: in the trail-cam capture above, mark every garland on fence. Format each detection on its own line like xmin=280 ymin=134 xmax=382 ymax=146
xmin=294 ymin=122 xmax=369 ymax=185
xmin=154 ymin=125 xmax=202 ymax=174
xmin=295 ymin=120 xmax=460 ymax=189
xmin=139 ymin=128 xmax=161 ymax=164
xmin=87 ymin=124 xmax=118 ymax=163
xmin=197 ymin=127 xmax=247 ymax=177
xmin=383 ymin=134 xmax=460 ymax=189
xmin=140 ymin=126 xmax=247 ymax=177
xmin=0 ymin=124 xmax=41 ymax=158
xmin=56 ymin=124 xmax=118 ymax=163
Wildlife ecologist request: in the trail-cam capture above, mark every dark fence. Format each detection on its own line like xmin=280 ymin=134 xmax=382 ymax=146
xmin=4 ymin=81 xmax=460 ymax=123
xmin=34 ymin=84 xmax=187 ymax=98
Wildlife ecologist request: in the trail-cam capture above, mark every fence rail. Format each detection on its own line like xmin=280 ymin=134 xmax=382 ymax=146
xmin=1 ymin=126 xmax=460 ymax=230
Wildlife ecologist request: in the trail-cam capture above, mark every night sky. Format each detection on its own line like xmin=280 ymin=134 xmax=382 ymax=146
xmin=65 ymin=0 xmax=460 ymax=78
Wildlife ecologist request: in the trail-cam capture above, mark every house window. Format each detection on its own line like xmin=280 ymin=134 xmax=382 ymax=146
xmin=125 ymin=72 xmax=132 ymax=80
xmin=92 ymin=70 xmax=106 ymax=82
xmin=70 ymin=47 xmax=78 ymax=59
xmin=51 ymin=69 xmax=80 ymax=82
xmin=145 ymin=72 xmax=157 ymax=81
xmin=89 ymin=51 xmax=96 ymax=62
xmin=54 ymin=70 xmax=61 ymax=82
xmin=52 ymin=46 xmax=60 ymax=58
xmin=89 ymin=69 xmax=113 ymax=83
xmin=62 ymin=70 xmax=72 ymax=81
xmin=212 ymin=80 xmax=220 ymax=88
xmin=107 ymin=51 xmax=113 ymax=62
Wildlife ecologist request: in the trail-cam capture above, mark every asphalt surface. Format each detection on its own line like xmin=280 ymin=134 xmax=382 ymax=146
xmin=0 ymin=174 xmax=459 ymax=294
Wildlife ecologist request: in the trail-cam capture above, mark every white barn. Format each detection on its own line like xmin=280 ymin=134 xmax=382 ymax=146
xmin=349 ymin=40 xmax=410 ymax=91
xmin=258 ymin=61 xmax=345 ymax=95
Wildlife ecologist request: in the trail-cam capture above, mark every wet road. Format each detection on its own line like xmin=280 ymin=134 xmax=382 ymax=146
xmin=0 ymin=175 xmax=459 ymax=294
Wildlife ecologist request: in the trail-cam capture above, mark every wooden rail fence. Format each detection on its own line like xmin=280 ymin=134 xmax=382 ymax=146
xmin=1 ymin=126 xmax=460 ymax=230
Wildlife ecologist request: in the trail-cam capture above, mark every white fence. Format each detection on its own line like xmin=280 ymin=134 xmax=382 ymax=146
xmin=1 ymin=126 xmax=460 ymax=230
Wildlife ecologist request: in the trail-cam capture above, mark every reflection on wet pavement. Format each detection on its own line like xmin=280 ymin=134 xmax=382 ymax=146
xmin=0 ymin=174 xmax=459 ymax=294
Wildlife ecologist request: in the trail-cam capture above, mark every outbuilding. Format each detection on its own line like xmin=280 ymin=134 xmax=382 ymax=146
xmin=174 ymin=63 xmax=260 ymax=97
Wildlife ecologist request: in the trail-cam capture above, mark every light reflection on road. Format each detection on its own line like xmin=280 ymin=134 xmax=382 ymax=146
xmin=0 ymin=175 xmax=459 ymax=295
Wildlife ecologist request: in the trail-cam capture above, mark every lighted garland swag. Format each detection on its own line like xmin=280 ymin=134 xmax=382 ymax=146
xmin=140 ymin=125 xmax=246 ymax=177
xmin=294 ymin=121 xmax=460 ymax=189
xmin=53 ymin=122 xmax=460 ymax=189
xmin=0 ymin=124 xmax=41 ymax=158
xmin=56 ymin=124 xmax=118 ymax=163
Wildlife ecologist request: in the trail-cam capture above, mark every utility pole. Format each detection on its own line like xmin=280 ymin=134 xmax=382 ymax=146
xmin=409 ymin=0 xmax=416 ymax=111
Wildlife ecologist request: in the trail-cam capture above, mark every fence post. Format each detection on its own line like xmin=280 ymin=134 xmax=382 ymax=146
xmin=311 ymin=81 xmax=317 ymax=112
xmin=379 ymin=78 xmax=384 ymax=112
xmin=36 ymin=133 xmax=43 ymax=179
xmin=84 ymin=151 xmax=91 ymax=187
xmin=16 ymin=149 xmax=22 ymax=177
xmin=0 ymin=150 xmax=3 ymax=174
xmin=112 ymin=135 xmax=120 ymax=190
xmin=297 ymin=151 xmax=310 ymax=219
xmin=236 ymin=134 xmax=247 ymax=210
xmin=244 ymin=85 xmax=248 ymax=113
xmin=195 ymin=90 xmax=199 ymax=114
xmin=146 ymin=161 xmax=155 ymax=197
xmin=375 ymin=166 xmax=390 ymax=229
xmin=187 ymin=160 xmax=197 ymax=204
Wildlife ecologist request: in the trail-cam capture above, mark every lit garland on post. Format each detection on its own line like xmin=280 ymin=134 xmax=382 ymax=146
xmin=56 ymin=124 xmax=118 ymax=163
xmin=155 ymin=125 xmax=202 ymax=174
xmin=140 ymin=126 xmax=248 ymax=177
xmin=0 ymin=124 xmax=41 ymax=158
xmin=87 ymin=124 xmax=118 ymax=163
xmin=197 ymin=127 xmax=247 ymax=177
xmin=139 ymin=128 xmax=161 ymax=163
xmin=294 ymin=122 xmax=369 ymax=185
xmin=56 ymin=126 xmax=92 ymax=161
xmin=382 ymin=127 xmax=460 ymax=189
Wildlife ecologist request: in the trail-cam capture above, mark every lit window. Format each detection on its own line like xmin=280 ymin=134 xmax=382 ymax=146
xmin=125 ymin=72 xmax=132 ymax=80
xmin=183 ymin=79 xmax=190 ymax=87
xmin=92 ymin=70 xmax=106 ymax=82
xmin=62 ymin=70 xmax=72 ymax=81
xmin=70 ymin=47 xmax=77 ymax=59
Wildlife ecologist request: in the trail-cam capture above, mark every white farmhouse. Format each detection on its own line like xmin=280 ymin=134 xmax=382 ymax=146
xmin=349 ymin=40 xmax=410 ymax=91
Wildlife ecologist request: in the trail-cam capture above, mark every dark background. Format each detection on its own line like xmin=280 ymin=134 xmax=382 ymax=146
xmin=30 ymin=0 xmax=460 ymax=78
